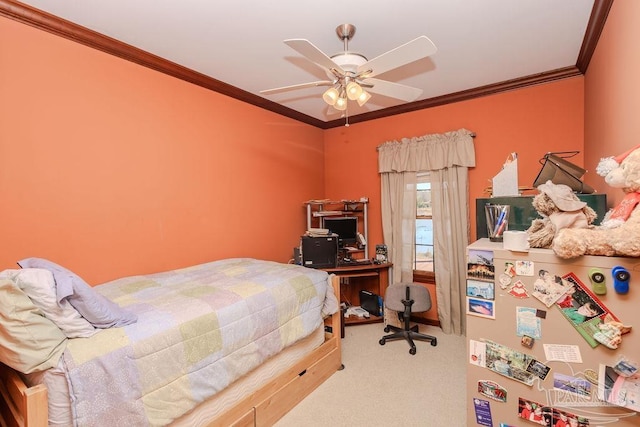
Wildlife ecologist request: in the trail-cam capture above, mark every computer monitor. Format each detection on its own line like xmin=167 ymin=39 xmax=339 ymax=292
xmin=323 ymin=216 xmax=358 ymax=247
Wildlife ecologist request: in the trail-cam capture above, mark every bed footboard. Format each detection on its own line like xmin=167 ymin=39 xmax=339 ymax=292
xmin=0 ymin=364 xmax=47 ymax=427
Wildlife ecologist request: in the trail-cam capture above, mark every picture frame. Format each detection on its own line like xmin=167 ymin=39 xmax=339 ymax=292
xmin=375 ymin=244 xmax=388 ymax=263
xmin=467 ymin=296 xmax=495 ymax=319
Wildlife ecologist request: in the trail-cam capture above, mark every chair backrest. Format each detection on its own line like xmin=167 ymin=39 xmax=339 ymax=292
xmin=384 ymin=283 xmax=431 ymax=313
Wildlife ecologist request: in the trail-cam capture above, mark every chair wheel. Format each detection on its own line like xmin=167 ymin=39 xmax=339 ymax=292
xmin=379 ymin=339 xmax=386 ymax=345
xmin=409 ymin=348 xmax=416 ymax=355
xmin=431 ymin=339 xmax=438 ymax=346
xmin=384 ymin=326 xmax=390 ymax=333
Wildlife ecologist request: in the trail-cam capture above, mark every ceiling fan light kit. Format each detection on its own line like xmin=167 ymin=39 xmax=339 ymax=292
xmin=356 ymin=90 xmax=371 ymax=107
xmin=261 ymin=23 xmax=437 ymax=119
xmin=334 ymin=94 xmax=348 ymax=111
xmin=322 ymin=87 xmax=340 ymax=105
xmin=346 ymin=80 xmax=363 ymax=100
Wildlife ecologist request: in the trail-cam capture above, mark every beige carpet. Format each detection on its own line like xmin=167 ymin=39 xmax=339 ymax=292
xmin=275 ymin=322 xmax=467 ymax=427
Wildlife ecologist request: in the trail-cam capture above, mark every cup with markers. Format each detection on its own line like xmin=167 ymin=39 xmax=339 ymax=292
xmin=485 ymin=204 xmax=510 ymax=242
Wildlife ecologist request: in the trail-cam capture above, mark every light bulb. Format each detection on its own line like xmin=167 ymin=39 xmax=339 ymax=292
xmin=346 ymin=81 xmax=363 ymax=100
xmin=356 ymin=90 xmax=371 ymax=106
xmin=334 ymin=96 xmax=348 ymax=111
xmin=322 ymin=87 xmax=339 ymax=106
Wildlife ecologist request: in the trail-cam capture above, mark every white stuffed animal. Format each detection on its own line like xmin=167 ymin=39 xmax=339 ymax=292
xmin=553 ymin=144 xmax=640 ymax=258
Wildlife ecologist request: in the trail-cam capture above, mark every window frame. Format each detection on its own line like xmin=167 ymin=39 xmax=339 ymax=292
xmin=414 ymin=173 xmax=435 ymax=284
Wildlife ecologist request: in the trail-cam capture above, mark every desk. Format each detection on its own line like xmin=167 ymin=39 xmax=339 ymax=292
xmin=323 ymin=263 xmax=392 ymax=327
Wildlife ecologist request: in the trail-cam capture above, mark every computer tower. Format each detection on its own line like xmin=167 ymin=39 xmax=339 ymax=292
xmin=302 ymin=235 xmax=338 ymax=269
xmin=359 ymin=290 xmax=383 ymax=317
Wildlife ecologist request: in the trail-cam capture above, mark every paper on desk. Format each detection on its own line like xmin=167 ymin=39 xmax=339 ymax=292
xmin=492 ymin=152 xmax=519 ymax=197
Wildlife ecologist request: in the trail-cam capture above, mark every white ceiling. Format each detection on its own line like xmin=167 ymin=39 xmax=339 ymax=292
xmin=14 ymin=0 xmax=596 ymax=125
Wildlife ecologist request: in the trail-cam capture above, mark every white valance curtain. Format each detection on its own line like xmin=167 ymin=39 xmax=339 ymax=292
xmin=378 ymin=128 xmax=475 ymax=335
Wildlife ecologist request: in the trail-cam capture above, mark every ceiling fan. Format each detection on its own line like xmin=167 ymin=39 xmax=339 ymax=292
xmin=261 ymin=24 xmax=437 ymax=114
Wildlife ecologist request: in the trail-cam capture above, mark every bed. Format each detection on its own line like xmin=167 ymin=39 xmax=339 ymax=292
xmin=0 ymin=257 xmax=342 ymax=427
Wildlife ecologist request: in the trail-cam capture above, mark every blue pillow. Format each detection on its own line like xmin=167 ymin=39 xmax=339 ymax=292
xmin=17 ymin=258 xmax=137 ymax=328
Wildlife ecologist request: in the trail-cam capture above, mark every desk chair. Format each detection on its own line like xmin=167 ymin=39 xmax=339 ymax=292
xmin=379 ymin=283 xmax=437 ymax=355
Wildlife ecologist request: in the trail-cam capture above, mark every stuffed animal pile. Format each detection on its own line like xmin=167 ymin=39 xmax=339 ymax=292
xmin=553 ymin=144 xmax=640 ymax=258
xmin=526 ymin=181 xmax=597 ymax=249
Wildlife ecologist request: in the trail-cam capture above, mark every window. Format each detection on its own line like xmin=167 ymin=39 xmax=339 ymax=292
xmin=415 ymin=173 xmax=434 ymax=275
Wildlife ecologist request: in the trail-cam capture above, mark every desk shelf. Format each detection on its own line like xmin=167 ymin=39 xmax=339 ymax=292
xmin=323 ymin=263 xmax=392 ymax=326
xmin=344 ymin=313 xmax=382 ymax=325
xmin=339 ymin=271 xmax=378 ymax=278
xmin=305 ymin=199 xmax=369 ymax=259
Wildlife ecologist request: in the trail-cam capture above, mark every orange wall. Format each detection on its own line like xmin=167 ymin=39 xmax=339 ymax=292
xmin=584 ymin=0 xmax=640 ymax=207
xmin=2 ymin=14 xmax=590 ymax=286
xmin=324 ymin=78 xmax=585 ymax=248
xmin=0 ymin=17 xmax=325 ymax=284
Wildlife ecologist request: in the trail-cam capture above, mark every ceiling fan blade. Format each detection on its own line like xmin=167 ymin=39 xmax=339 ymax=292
xmin=358 ymin=36 xmax=437 ymax=78
xmin=284 ymin=39 xmax=344 ymax=73
xmin=364 ymin=78 xmax=423 ymax=102
xmin=260 ymin=80 xmax=334 ymax=95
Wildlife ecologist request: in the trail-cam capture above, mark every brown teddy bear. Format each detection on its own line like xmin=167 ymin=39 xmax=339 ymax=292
xmin=553 ymin=144 xmax=640 ymax=258
xmin=527 ymin=180 xmax=597 ymax=249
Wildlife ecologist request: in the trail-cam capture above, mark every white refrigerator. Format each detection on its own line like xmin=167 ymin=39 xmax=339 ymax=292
xmin=466 ymin=239 xmax=640 ymax=427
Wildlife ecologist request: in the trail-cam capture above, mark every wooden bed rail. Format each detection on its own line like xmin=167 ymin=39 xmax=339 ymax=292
xmin=0 ymin=365 xmax=48 ymax=427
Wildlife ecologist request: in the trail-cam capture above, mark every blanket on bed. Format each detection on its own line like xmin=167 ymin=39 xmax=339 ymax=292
xmin=61 ymin=258 xmax=337 ymax=426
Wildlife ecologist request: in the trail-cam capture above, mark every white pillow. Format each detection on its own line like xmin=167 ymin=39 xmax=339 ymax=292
xmin=0 ymin=278 xmax=67 ymax=374
xmin=0 ymin=269 xmax=97 ymax=338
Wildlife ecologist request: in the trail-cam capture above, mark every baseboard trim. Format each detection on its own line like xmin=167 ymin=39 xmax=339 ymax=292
xmin=411 ymin=316 xmax=440 ymax=328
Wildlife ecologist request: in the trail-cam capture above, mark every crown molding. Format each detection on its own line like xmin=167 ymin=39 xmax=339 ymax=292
xmin=0 ymin=0 xmax=612 ymax=129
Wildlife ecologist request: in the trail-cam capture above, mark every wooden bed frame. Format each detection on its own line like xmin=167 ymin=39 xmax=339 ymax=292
xmin=0 ymin=276 xmax=342 ymax=427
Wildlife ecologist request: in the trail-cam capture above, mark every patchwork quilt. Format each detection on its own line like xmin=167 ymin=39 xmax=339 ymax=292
xmin=61 ymin=258 xmax=337 ymax=426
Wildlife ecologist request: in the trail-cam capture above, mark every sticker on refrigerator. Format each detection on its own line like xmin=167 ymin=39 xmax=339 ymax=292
xmin=467 ymin=279 xmax=495 ymax=300
xmin=467 ymin=297 xmax=496 ymax=319
xmin=468 ymin=249 xmax=495 ymax=282
xmin=478 ymin=380 xmax=507 ymax=402
xmin=485 ymin=340 xmax=536 ymax=386
xmin=516 ymin=306 xmax=541 ymax=339
xmin=473 ymin=398 xmax=494 ymax=426
xmin=469 ymin=340 xmax=487 ymax=367
xmin=515 ymin=260 xmax=534 ymax=276
xmin=526 ymin=359 xmax=551 ymax=381
xmin=517 ymin=398 xmax=551 ymax=425
xmin=559 ymin=272 xmax=625 ymax=348
xmin=553 ymin=372 xmax=591 ymax=397
xmin=531 ymin=269 xmax=573 ymax=307
xmin=504 ymin=261 xmax=516 ymax=277
xmin=598 ymin=364 xmax=640 ymax=412
xmin=508 ymin=280 xmax=529 ymax=298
